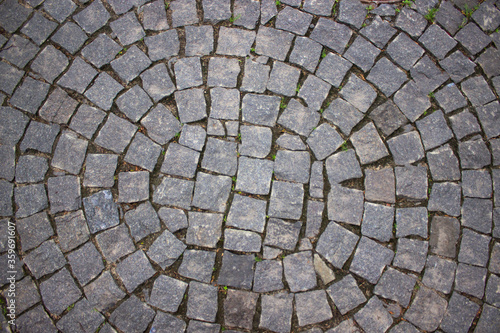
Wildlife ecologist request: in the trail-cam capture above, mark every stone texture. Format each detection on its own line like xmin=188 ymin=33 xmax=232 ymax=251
xmin=316 ymin=221 xmax=359 ymax=269
xmin=115 ymin=250 xmax=155 ymax=292
xmin=224 ymin=289 xmax=258 ymax=329
xmin=327 ymin=274 xmax=367 ymax=315
xmin=404 ymin=286 xmax=448 ymax=331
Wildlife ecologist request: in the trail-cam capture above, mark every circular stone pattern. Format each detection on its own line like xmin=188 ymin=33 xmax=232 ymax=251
xmin=1 ymin=0 xmax=500 ymax=332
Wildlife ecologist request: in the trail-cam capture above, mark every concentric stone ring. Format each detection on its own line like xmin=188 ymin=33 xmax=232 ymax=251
xmin=1 ymin=0 xmax=500 ymax=332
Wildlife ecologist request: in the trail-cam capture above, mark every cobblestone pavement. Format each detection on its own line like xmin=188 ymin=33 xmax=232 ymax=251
xmin=1 ymin=0 xmax=500 ymax=332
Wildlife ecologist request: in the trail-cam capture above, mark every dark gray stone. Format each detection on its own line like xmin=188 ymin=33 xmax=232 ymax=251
xmin=435 ymin=0 xmax=465 ymax=35
xmin=268 ymin=181 xmax=304 ymax=220
xmin=395 ymin=207 xmax=428 ymax=238
xmin=354 ymin=297 xmax=393 ymax=333
xmin=141 ymin=105 xmax=180 ymax=145
xmin=6 ymin=276 xmax=40 ymax=314
xmin=67 ymin=242 xmax=103 ymax=286
xmin=144 ymin=30 xmax=179 ymax=61
xmin=375 ymin=267 xmax=416 ymax=307
xmin=322 ymin=98 xmax=362 ymax=136
xmin=83 ymin=190 xmax=120 ymax=234
xmin=241 ymin=59 xmax=270 ymax=93
xmin=239 ymin=125 xmax=272 ymax=158
xmin=179 ymin=124 xmax=206 ymax=151
xmin=0 ymin=182 xmax=13 ymax=216
xmin=289 ymin=37 xmax=322 ymax=73
xmin=15 ymin=155 xmax=48 ymax=184
xmin=426 ymin=144 xmax=460 ymax=181
xmin=387 ymin=33 xmax=425 ymax=70
xmin=422 ymin=255 xmax=457 ymax=293
xmin=364 ymin=167 xmax=396 ymax=204
xmin=83 ymin=154 xmax=118 ymax=188
xmin=10 ymin=77 xmax=49 ymax=115
xmin=387 ymin=131 xmax=424 ymax=165
xmin=477 ymin=101 xmax=500 ymax=140
xmin=477 ymin=47 xmax=500 ymax=78
xmin=152 ymin=176 xmax=194 ymax=209
xmin=175 ymin=88 xmax=207 ymax=123
xmin=298 ymin=75 xmax=331 ymax=110
xmin=141 ymin=64 xmax=175 ymax=102
xmin=55 ymin=210 xmax=89 ymax=253
xmin=268 ymin=61 xmax=301 ymax=97
xmin=81 ymin=33 xmax=121 ymax=69
xmin=458 ymin=228 xmax=491 ymax=267
xmin=203 ymin=0 xmax=231 ymax=22
xmin=224 ymin=289 xmax=258 ymax=330
xmin=70 ymin=105 xmax=106 ymax=140
xmin=51 ymin=131 xmax=88 ymax=175
xmin=316 ymin=221 xmax=359 ymax=269
xmin=411 ymin=55 xmax=449 ymax=93
xmin=0 ymin=62 xmax=23 ymax=95
xmin=274 ymin=150 xmax=310 ymax=184
xmin=310 ymin=18 xmax=352 ymax=54
xmin=140 ymin=0 xmax=168 ymax=30
xmin=40 ymin=268 xmax=81 ymax=315
xmin=178 ymin=249 xmax=215 ymax=283
xmin=276 ymin=134 xmax=306 ymax=151
xmin=264 ymin=218 xmax=301 ymax=250
xmin=340 ymin=74 xmax=377 ymax=113
xmin=454 ymin=263 xmax=487 ymax=298
xmin=56 ymin=298 xmax=104 ymax=333
xmin=210 ymin=88 xmax=240 ymax=120
xmin=149 ymin=275 xmax=187 ymax=313
xmin=255 ymin=26 xmax=294 ymax=61
xmin=47 ymin=175 xmax=81 ymax=214
xmin=118 ymin=171 xmax=149 ymax=203
xmin=253 ymin=260 xmax=284 ymax=292
xmin=302 ymin=0 xmax=335 ymax=15
xmin=207 ymin=57 xmax=240 ymax=88
xmin=227 ymin=194 xmax=266 ymax=233
xmin=440 ymin=292 xmax=480 ymax=333
xmin=57 ymin=57 xmax=98 ymax=94
xmin=327 ymin=184 xmax=364 ymax=225
xmin=338 ymin=0 xmax=367 ymax=28
xmin=161 ymin=143 xmax=199 ymax=178
xmin=459 ymin=138 xmax=491 ymax=169
xmin=233 ymin=0 xmax=260 ymax=29
xmin=95 ymin=113 xmax=137 ymax=154
xmin=472 ymin=1 xmax=500 ymax=30
xmin=261 ymin=0 xmax=278 ymax=24
xmin=110 ymin=46 xmax=152 ymax=83
xmin=278 ymin=99 xmax=320 ymax=136
xmin=84 ymin=72 xmax=123 ymax=111
xmin=462 ymin=75 xmax=496 ymax=107
xmin=327 ymin=274 xmax=366 ymax=315
xmin=216 ymin=27 xmax=256 ymax=57
xmin=474 ymin=304 xmax=500 ymax=333
xmin=124 ymin=133 xmax=161 ymax=172
xmin=95 ymin=224 xmax=134 ymax=262
xmin=191 ymin=172 xmax=231 ymax=212
xmin=187 ymin=321 xmax=220 ymax=333
xmin=31 ymin=45 xmax=68 ymax=82
xmin=17 ymin=212 xmax=53 ymax=252
xmin=462 ymin=197 xmax=492 ymax=234
xmin=186 ymin=211 xmax=223 ymax=247
xmin=295 ymin=290 xmax=332 ymax=326
xmin=350 ymin=237 xmax=394 ymax=283
xmin=276 ymin=5 xmax=313 ymax=35
xmin=241 ymin=93 xmax=280 ymax=127
xmin=486 ymin=274 xmax=500 ymax=307
xmin=344 ymin=36 xmax=380 ymax=72
xmin=490 ymin=242 xmax=500 ymax=274
xmin=394 ymin=81 xmax=431 ymax=122
xmin=462 ymin=169 xmax=492 ymax=198
xmin=50 ymin=22 xmax=87 ymax=54
xmin=367 ymin=57 xmax=407 ymax=97
xmin=170 ymin=0 xmax=198 ymax=27
xmin=361 ymin=202 xmax=394 ymax=242
xmin=395 ymin=7 xmax=427 ymax=37
xmin=404 ymin=286 xmax=448 ymax=331
xmin=186 ymin=281 xmax=217 ymax=322
xmin=309 ymin=162 xmax=324 ymax=199
xmin=428 ymin=182 xmax=461 ymax=216
xmin=307 ymin=123 xmax=343 ymax=161
xmin=116 ymin=250 xmax=155 ymax=292
xmin=15 ymin=183 xmax=48 ymax=218
xmin=284 ymin=251 xmax=316 ymax=292
xmin=416 ymin=110 xmax=453 ymax=150
xmin=110 ymin=295 xmax=155 ymax=333
xmin=150 ymin=313 xmax=186 ymax=333
xmin=125 ymin=202 xmax=161 ymax=241
xmin=39 ymin=88 xmax=78 ymax=125
xmin=110 ymin=12 xmax=144 ymax=46
xmin=419 ymin=24 xmax=457 ymax=59
xmin=259 ymin=292 xmax=293 ymax=333
xmin=0 ymin=35 xmax=38 ymax=68
xmin=316 ymin=52 xmax=352 ymax=88
xmin=174 ymin=57 xmax=202 ymax=90
xmin=207 ymin=118 xmax=225 ymax=136
xmin=326 ymin=149 xmax=362 ymax=184
xmin=439 ymin=50 xmax=476 ymax=83
xmin=435 ymin=83 xmax=467 ymax=114
xmin=393 ymin=238 xmax=428 ymax=273
xmin=455 ymin=22 xmax=492 ymax=55
xmin=224 ymin=229 xmax=262 ymax=252
xmin=84 ymin=271 xmax=125 ymax=312
xmin=218 ymin=251 xmax=254 ymax=290
xmin=157 ymin=208 xmax=187 ymax=233
xmin=235 ymin=156 xmax=274 ymax=195
xmin=351 ymin=122 xmax=389 ymax=164
xmin=0 ymin=0 xmax=32 ymax=33
xmin=361 ymin=15 xmax=397 ymax=48
xmin=17 ymin=305 xmax=57 ymax=333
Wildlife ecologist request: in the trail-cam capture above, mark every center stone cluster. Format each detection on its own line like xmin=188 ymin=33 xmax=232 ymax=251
xmin=2 ymin=0 xmax=500 ymax=332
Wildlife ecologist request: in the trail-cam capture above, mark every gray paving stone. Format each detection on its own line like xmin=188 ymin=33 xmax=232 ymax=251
xmin=255 ymin=26 xmax=294 ymax=61
xmin=472 ymin=1 xmax=500 ymax=30
xmin=486 ymin=274 xmax=500 ymax=307
xmin=178 ymin=249 xmax=215 ymax=283
xmin=83 ymin=190 xmax=120 ymax=234
xmin=462 ymin=169 xmax=492 ymax=198
xmin=462 ymin=197 xmax=492 ymax=234
xmin=281 ymin=0 xmax=301 ymax=6
xmin=440 ymin=292 xmax=480 ymax=333
xmin=394 ymin=81 xmax=431 ymax=122
xmin=427 ymin=145 xmax=460 ymax=182
xmin=276 ymin=133 xmax=306 ymax=150
xmin=456 ymin=22 xmax=492 ymax=55
xmin=39 ymin=88 xmax=78 ymax=125
xmin=10 ymin=76 xmax=50 ymax=115
xmin=43 ymin=0 xmax=76 ymax=23
xmin=422 ymin=255 xmax=457 ymax=294
xmin=361 ymin=202 xmax=394 ymax=242
xmin=419 ymin=24 xmax=457 ymax=59
xmin=110 ymin=12 xmax=144 ymax=46
xmin=350 ymin=237 xmax=394 ymax=284
xmin=288 ymin=37 xmax=322 ymax=73
xmin=298 ymin=75 xmax=331 ymax=110
xmin=278 ymin=99 xmax=320 ymax=137
xmin=0 ymin=35 xmax=38 ymax=68
xmin=47 ymin=175 xmax=81 ymax=214
xmin=364 ymin=168 xmax=396 ymax=204
xmin=387 ymin=33 xmax=425 ymax=70
xmin=140 ymin=0 xmax=168 ymax=30
xmin=17 ymin=212 xmax=53 ymax=252
xmin=428 ymin=182 xmax=461 ymax=216
xmin=387 ymin=131 xmax=424 ymax=166
xmin=56 ymin=298 xmax=104 ymax=333
xmin=321 ymin=99 xmax=359 ymax=137
xmin=327 ymin=274 xmax=366 ymax=315
xmin=57 ymin=57 xmax=98 ymax=95
xmin=233 ymin=0 xmax=260 ymax=29
xmin=226 ymin=121 xmax=239 ymax=136
xmin=144 ymin=30 xmax=179 ymax=61
xmin=268 ymin=61 xmax=301 ymax=97
xmin=84 ymin=271 xmax=125 ymax=312
xmin=260 ymin=0 xmax=278 ymax=24
xmin=459 ymin=138 xmax=492 ymax=169
xmin=153 ymin=176 xmax=194 ymax=209
xmin=458 ymin=228 xmax=491 ymax=267
xmin=186 ymin=211 xmax=223 ymax=247
xmin=274 ymin=150 xmax=310 ymax=184
xmin=268 ymin=181 xmax=304 ymax=220
xmin=141 ymin=64 xmax=176 ymax=102
xmin=15 ymin=155 xmax=48 ymax=184
xmin=81 ymin=34 xmax=120 ymax=70
xmin=157 ymin=208 xmax=187 ymax=234
xmin=224 ymin=228 xmax=261 ymax=252
xmin=411 ymin=55 xmax=449 ymax=93
xmin=95 ymin=114 xmax=137 ymax=154
xmin=434 ymin=83 xmax=467 ymax=113
xmin=326 ymin=319 xmax=361 ymax=333
xmin=490 ymin=242 xmax=500 ymax=274
xmin=55 ymin=210 xmax=89 ymax=253
xmin=50 ymin=22 xmax=87 ymax=54
xmin=455 ymin=263 xmax=487 ymax=298
xmin=218 ymin=251 xmax=254 ymax=290
xmin=309 ymin=221 xmax=355 ymax=268
xmin=67 ymin=105 xmax=103 ymax=142
xmin=241 ymin=93 xmax=280 ymax=127
xmin=395 ymin=207 xmax=428 ymax=238
xmin=309 ymin=162 xmax=324 ymax=199
xmin=405 ymin=286 xmax=448 ymax=331
xmin=393 ymin=238 xmax=428 ymax=273
xmin=259 ymin=292 xmax=293 ymax=333
xmin=354 ymin=296 xmax=393 ymax=333
xmin=326 ymin=149 xmax=362 ymax=184
xmin=187 ymin=320 xmax=221 ymax=333
xmin=328 ymin=184 xmax=364 ymax=225
xmin=395 ymin=165 xmax=428 ymax=201
xmin=317 ymin=54 xmax=351 ymax=89
xmin=284 ymin=251 xmax=316 ymax=292
xmin=351 ymin=122 xmax=389 ymax=164
xmin=375 ymin=267 xmax=416 ymax=307
xmin=207 ymin=118 xmax=225 ymax=136
xmin=179 ymin=124 xmax=206 ymax=151
xmin=202 ymin=0 xmax=231 ymax=22
xmin=201 ymin=138 xmax=237 ymax=176
xmin=207 ymin=57 xmax=240 ymax=88
xmin=224 ymin=289 xmax=258 ymax=330
xmin=125 ymin=202 xmax=161 ymax=242
xmin=462 ymin=75 xmax=496 ymax=107
xmin=367 ymin=57 xmax=407 ymax=97
xmin=31 ymin=45 xmax=68 ymax=82
xmin=216 ymin=27 xmax=256 ymax=56
xmin=150 ymin=313 xmax=186 ymax=333
xmin=477 ymin=101 xmax=500 ymax=140
xmin=160 ymin=143 xmax=199 ymax=179
xmin=295 ymin=290 xmax=332 ymax=326
xmin=67 ymin=241 xmax=103 ymax=286
xmin=310 ymin=18 xmax=353 ymax=54
xmin=241 ymin=58 xmax=270 ymax=93
xmin=183 ymin=25 xmax=212 ymax=57
xmin=395 ymin=7 xmax=427 ymax=37
xmin=233 ymin=157 xmax=273 ymax=194
xmin=226 ymin=194 xmax=267 ymax=233
xmin=477 ymin=47 xmax=500 ymax=78
xmin=95 ymin=224 xmax=134 ymax=262
xmin=475 ymin=304 xmax=500 ymax=333
xmin=40 ymin=268 xmax=81 ymax=315
xmin=344 ymin=36 xmax=381 ymax=72
xmin=339 ymin=0 xmax=368 ymax=28
xmin=83 ymin=154 xmax=118 ymax=188
xmin=253 ymin=259 xmax=284 ymax=292
xmin=435 ymin=0 xmax=464 ymax=35
xmin=416 ymin=110 xmax=453 ymax=150
xmin=148 ymin=275 xmax=187 ymax=313
xmin=276 ymin=5 xmax=313 ymax=35
xmin=118 ymin=171 xmax=149 ymax=203
xmin=170 ymin=0 xmax=199 ymax=27
xmin=340 ymin=74 xmax=377 ymax=113
xmin=174 ymin=56 xmax=202 ymax=90
xmin=17 ymin=305 xmax=57 ymax=333
xmin=5 ymin=276 xmax=39 ymax=314
xmin=175 ymin=88 xmax=207 ymax=123
xmin=307 ymin=123 xmax=343 ymax=161
xmin=124 ymin=133 xmax=161 ymax=171
xmin=0 ymin=0 xmax=32 ymax=33
xmin=439 ymin=50 xmax=476 ymax=83
xmin=116 ymin=250 xmax=155 ymax=292
xmin=84 ymin=73 xmax=123 ymax=111
xmin=360 ymin=15 xmax=397 ymax=48
xmin=239 ymin=125 xmax=272 ymax=158
xmin=110 ymin=295 xmax=155 ymax=333
xmin=141 ymin=106 xmax=179 ymax=146
xmin=264 ymin=218 xmax=302 ymax=251
xmin=0 ymin=182 xmax=12 ymax=216
xmin=302 ymin=0 xmax=335 ymax=15
xmin=111 ymin=46 xmax=152 ymax=83
xmin=0 ymin=62 xmax=23 ymax=95
xmin=15 ymin=183 xmax=48 ymax=218
xmin=51 ymin=131 xmax=87 ymax=174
